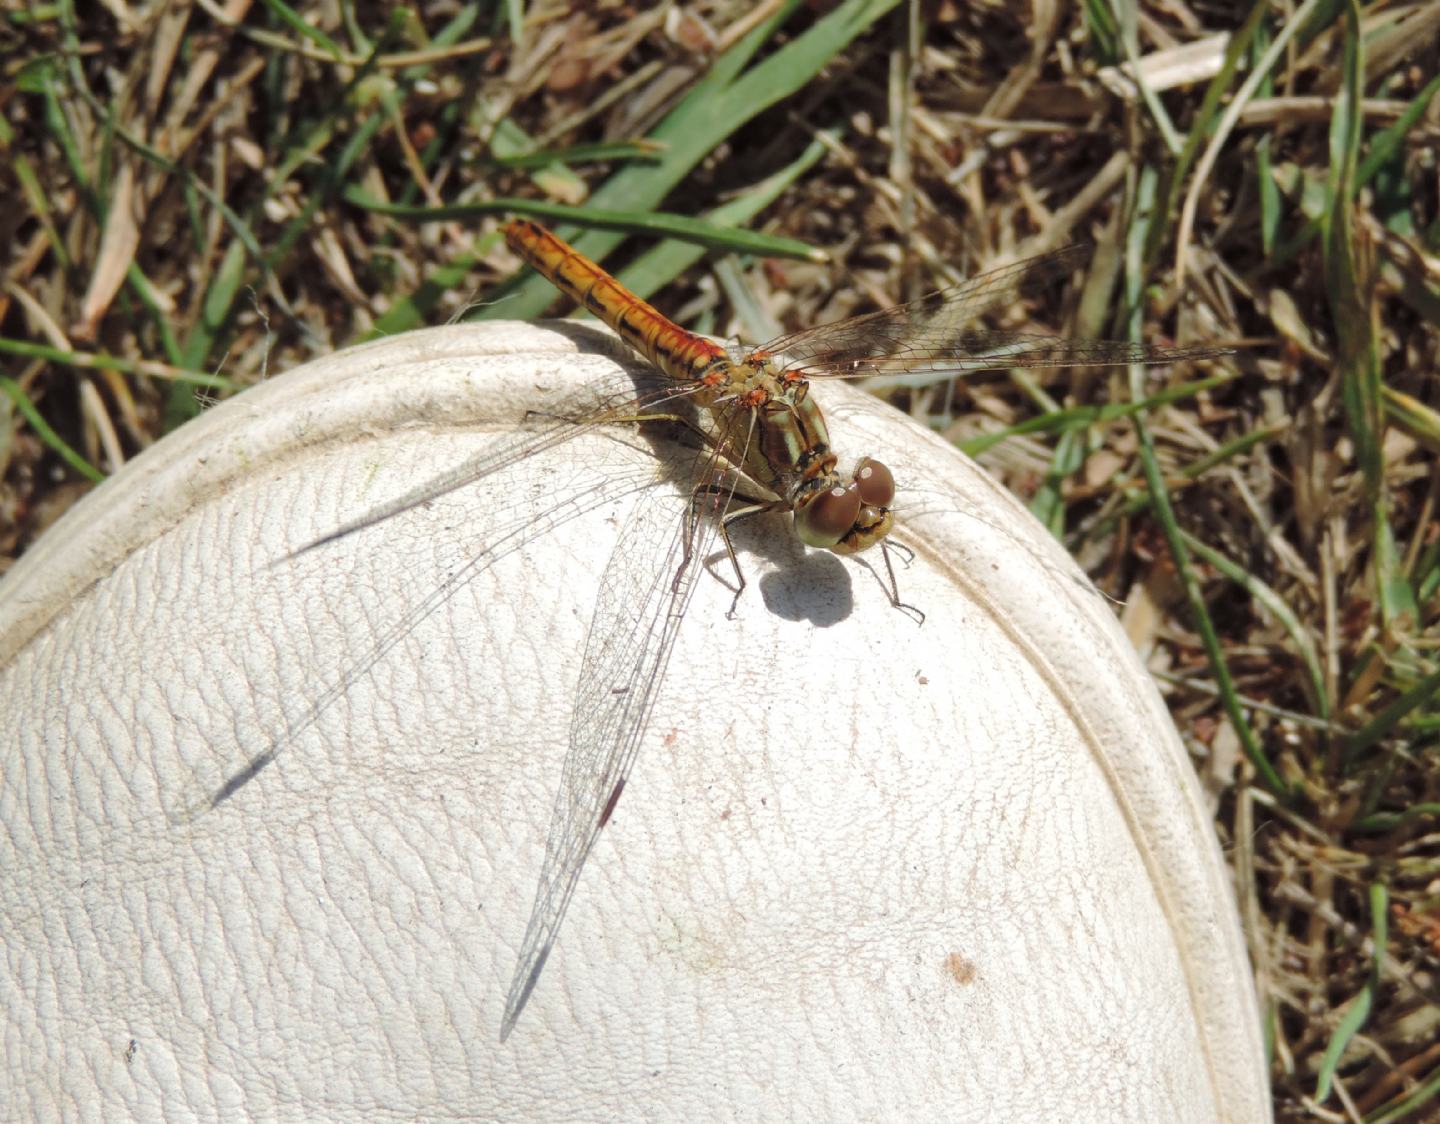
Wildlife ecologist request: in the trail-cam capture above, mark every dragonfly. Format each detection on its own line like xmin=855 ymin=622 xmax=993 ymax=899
xmin=180 ymin=218 xmax=1229 ymax=1041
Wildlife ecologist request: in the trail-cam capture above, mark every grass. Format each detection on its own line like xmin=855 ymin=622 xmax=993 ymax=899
xmin=3 ymin=0 xmax=1439 ymax=1117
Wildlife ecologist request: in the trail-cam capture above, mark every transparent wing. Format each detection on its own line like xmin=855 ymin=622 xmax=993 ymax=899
xmin=170 ymin=370 xmax=711 ymax=823
xmin=758 ymin=245 xmax=1230 ymax=377
xmin=499 ymin=401 xmax=752 ymax=1041
xmin=287 ymin=374 xmax=711 ymax=561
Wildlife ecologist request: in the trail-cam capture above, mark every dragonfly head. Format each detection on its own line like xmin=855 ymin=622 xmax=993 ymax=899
xmin=794 ymin=457 xmax=895 ymax=555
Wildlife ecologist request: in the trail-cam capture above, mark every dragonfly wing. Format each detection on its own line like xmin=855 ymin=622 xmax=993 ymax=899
xmin=760 ymin=246 xmax=1088 ymax=372
xmin=760 ymin=245 xmax=1228 ymax=377
xmin=289 ymin=372 xmax=703 ymax=559
xmin=499 ymin=410 xmax=744 ymax=1041
xmin=788 ymin=330 xmax=1233 ymax=376
xmin=170 ymin=371 xmax=703 ymax=822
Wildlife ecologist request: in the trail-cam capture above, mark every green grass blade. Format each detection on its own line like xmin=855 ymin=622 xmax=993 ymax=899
xmin=1339 ymin=665 xmax=1440 ymax=763
xmin=1124 ymin=169 xmax=1286 ymax=795
xmin=956 ymin=374 xmax=1235 ymax=457
xmin=484 ymin=140 xmax=664 ymax=170
xmin=257 ymin=0 xmax=346 ymax=59
xmin=1252 ymin=22 xmax=1280 ymax=254
xmin=1029 ymin=429 xmax=1087 ymax=537
xmin=1314 ymin=882 xmax=1387 ymax=1102
xmin=0 ymin=338 xmax=236 ymax=391
xmin=4 ymin=111 xmax=69 ymax=270
xmin=1367 ymin=1065 xmax=1440 ymax=1124
xmin=1182 ymin=533 xmax=1329 ymax=722
xmin=172 ymin=239 xmax=249 ymax=428
xmin=347 ymin=191 xmax=824 ymax=260
xmin=1109 ymin=1 xmax=1180 ymax=155
xmin=473 ymin=0 xmax=900 ymax=322
xmin=611 ymin=135 xmax=830 ymax=303
xmin=175 ymin=21 xmax=404 ymax=415
xmin=1080 ymin=0 xmax=1120 ymax=63
xmin=0 ymin=375 xmax=104 ymax=483
xmin=1322 ymin=1 xmax=1418 ymax=629
xmin=1140 ymin=0 xmax=1270 ymax=267
xmin=1353 ymin=801 xmax=1440 ymax=833
xmin=356 ymin=183 xmax=830 ymax=339
xmin=1275 ymin=68 xmax=1440 ymax=265
xmin=1357 ymin=71 xmax=1440 ymax=185
xmin=486 ymin=117 xmax=589 ymax=204
xmin=365 ymin=245 xmax=489 ymax=341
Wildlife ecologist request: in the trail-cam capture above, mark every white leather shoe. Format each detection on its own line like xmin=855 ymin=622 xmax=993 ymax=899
xmin=0 ymin=322 xmax=1269 ymax=1120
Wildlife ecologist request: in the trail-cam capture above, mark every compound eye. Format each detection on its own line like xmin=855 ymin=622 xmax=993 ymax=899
xmin=854 ymin=458 xmax=895 ymax=507
xmin=795 ymin=483 xmax=862 ymax=549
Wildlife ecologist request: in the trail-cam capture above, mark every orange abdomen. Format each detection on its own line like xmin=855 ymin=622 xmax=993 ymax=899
xmin=503 ymin=219 xmax=725 ymax=382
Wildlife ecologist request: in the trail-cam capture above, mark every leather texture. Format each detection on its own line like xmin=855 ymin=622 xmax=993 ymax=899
xmin=1 ymin=322 xmax=1270 ymax=1120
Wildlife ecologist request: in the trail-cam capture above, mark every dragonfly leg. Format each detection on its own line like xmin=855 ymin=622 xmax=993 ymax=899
xmin=887 ymin=539 xmax=915 ymax=566
xmin=876 ymin=538 xmax=926 ymax=626
xmin=714 ymin=498 xmax=782 ymax=619
xmin=677 ymin=480 xmax=727 ymax=592
xmin=679 ymin=481 xmax=778 ymax=618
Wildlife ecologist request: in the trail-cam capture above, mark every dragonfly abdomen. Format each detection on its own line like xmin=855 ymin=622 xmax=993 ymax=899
xmin=504 ymin=220 xmax=725 ymax=382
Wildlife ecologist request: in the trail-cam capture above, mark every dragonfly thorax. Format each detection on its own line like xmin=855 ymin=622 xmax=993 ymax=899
xmin=712 ymin=355 xmax=896 ymax=556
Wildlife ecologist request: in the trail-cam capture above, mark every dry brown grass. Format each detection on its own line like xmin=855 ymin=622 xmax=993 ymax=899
xmin=3 ymin=2 xmax=1438 ymax=1117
